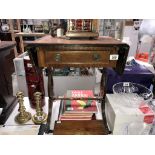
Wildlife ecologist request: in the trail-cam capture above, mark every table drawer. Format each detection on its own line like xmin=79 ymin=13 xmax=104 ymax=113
xmin=41 ymin=50 xmax=118 ymax=67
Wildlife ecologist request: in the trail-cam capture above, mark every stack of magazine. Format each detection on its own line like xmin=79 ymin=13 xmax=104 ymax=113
xmin=58 ymin=90 xmax=98 ymax=120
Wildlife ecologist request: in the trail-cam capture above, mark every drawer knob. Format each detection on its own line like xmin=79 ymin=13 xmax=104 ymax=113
xmin=55 ymin=53 xmax=61 ymax=62
xmin=93 ymin=53 xmax=101 ymax=61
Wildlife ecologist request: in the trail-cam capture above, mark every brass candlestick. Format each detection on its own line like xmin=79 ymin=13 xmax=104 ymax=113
xmin=32 ymin=92 xmax=47 ymax=124
xmin=15 ymin=91 xmax=31 ymax=124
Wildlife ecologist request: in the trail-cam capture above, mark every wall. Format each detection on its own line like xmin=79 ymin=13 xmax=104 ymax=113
xmin=123 ymin=26 xmax=139 ymax=57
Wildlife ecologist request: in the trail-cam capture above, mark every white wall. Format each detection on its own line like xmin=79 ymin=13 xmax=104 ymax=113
xmin=123 ymin=24 xmax=154 ymax=57
xmin=123 ymin=26 xmax=139 ymax=57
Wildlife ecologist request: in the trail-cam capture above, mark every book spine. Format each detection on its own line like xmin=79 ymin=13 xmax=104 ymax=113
xmin=65 ymin=90 xmax=96 ymax=107
xmin=65 ymin=106 xmax=97 ymax=112
xmin=60 ymin=118 xmax=92 ymax=120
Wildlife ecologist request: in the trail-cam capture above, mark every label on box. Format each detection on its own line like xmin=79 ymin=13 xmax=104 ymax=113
xmin=139 ymin=104 xmax=155 ymax=124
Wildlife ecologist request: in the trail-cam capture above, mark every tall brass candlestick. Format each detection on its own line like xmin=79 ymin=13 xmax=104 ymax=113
xmin=32 ymin=92 xmax=47 ymax=124
xmin=15 ymin=91 xmax=31 ymax=124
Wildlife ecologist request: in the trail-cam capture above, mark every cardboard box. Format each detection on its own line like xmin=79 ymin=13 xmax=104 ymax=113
xmin=105 ymin=94 xmax=154 ymax=135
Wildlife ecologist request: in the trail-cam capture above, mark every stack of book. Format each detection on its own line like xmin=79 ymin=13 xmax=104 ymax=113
xmin=59 ymin=90 xmax=98 ymax=120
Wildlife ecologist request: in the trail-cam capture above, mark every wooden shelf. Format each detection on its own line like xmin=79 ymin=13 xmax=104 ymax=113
xmin=7 ymin=19 xmax=24 ymax=56
xmin=0 ymin=41 xmax=16 ymax=51
xmin=15 ymin=32 xmax=46 ymax=37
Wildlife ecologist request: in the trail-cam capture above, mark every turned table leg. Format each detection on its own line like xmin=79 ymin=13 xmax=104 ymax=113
xmin=100 ymin=68 xmax=110 ymax=133
xmin=45 ymin=67 xmax=54 ymax=133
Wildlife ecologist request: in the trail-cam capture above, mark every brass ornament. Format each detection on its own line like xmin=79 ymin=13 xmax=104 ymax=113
xmin=32 ymin=92 xmax=47 ymax=124
xmin=15 ymin=91 xmax=31 ymax=124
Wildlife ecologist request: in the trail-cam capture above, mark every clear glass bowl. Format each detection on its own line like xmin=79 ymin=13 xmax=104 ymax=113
xmin=113 ymin=82 xmax=153 ymax=103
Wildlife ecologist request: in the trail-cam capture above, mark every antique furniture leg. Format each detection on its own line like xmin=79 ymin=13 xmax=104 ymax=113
xmin=100 ymin=68 xmax=111 ymax=133
xmin=45 ymin=67 xmax=54 ymax=133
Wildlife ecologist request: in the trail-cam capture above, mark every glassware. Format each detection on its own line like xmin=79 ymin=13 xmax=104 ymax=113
xmin=113 ymin=82 xmax=153 ymax=104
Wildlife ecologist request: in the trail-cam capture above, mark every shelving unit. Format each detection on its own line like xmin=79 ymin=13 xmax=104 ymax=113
xmin=1 ymin=20 xmax=47 ymax=56
xmin=0 ymin=20 xmax=18 ymax=56
xmin=0 ymin=19 xmax=25 ymax=56
xmin=8 ymin=19 xmax=24 ymax=56
xmin=102 ymin=19 xmax=124 ymax=40
xmin=15 ymin=32 xmax=46 ymax=37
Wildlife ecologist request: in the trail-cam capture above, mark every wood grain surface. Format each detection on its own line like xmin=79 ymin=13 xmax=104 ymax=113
xmin=24 ymin=35 xmax=128 ymax=45
xmin=53 ymin=120 xmax=109 ymax=135
xmin=0 ymin=41 xmax=16 ymax=51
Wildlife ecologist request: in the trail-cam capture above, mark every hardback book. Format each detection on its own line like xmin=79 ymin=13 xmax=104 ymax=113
xmin=59 ymin=114 xmax=93 ymax=120
xmin=59 ymin=118 xmax=92 ymax=120
xmin=64 ymin=90 xmax=97 ymax=113
xmin=58 ymin=100 xmax=93 ymax=120
xmin=58 ymin=90 xmax=98 ymax=120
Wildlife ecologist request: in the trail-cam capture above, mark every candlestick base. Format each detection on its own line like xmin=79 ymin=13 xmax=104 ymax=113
xmin=32 ymin=112 xmax=47 ymax=124
xmin=15 ymin=112 xmax=31 ymax=124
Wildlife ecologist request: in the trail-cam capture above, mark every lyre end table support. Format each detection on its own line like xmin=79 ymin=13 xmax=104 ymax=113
xmin=46 ymin=67 xmax=54 ymax=133
xmin=25 ymin=35 xmax=129 ymax=134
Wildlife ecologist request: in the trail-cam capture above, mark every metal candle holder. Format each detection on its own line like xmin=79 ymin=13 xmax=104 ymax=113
xmin=15 ymin=91 xmax=31 ymax=124
xmin=32 ymin=92 xmax=47 ymax=124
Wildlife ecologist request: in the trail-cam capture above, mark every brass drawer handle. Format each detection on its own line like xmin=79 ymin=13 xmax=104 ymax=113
xmin=55 ymin=53 xmax=61 ymax=62
xmin=93 ymin=53 xmax=101 ymax=61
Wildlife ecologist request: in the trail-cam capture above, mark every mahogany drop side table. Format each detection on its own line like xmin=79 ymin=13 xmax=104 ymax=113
xmin=25 ymin=35 xmax=129 ymax=135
